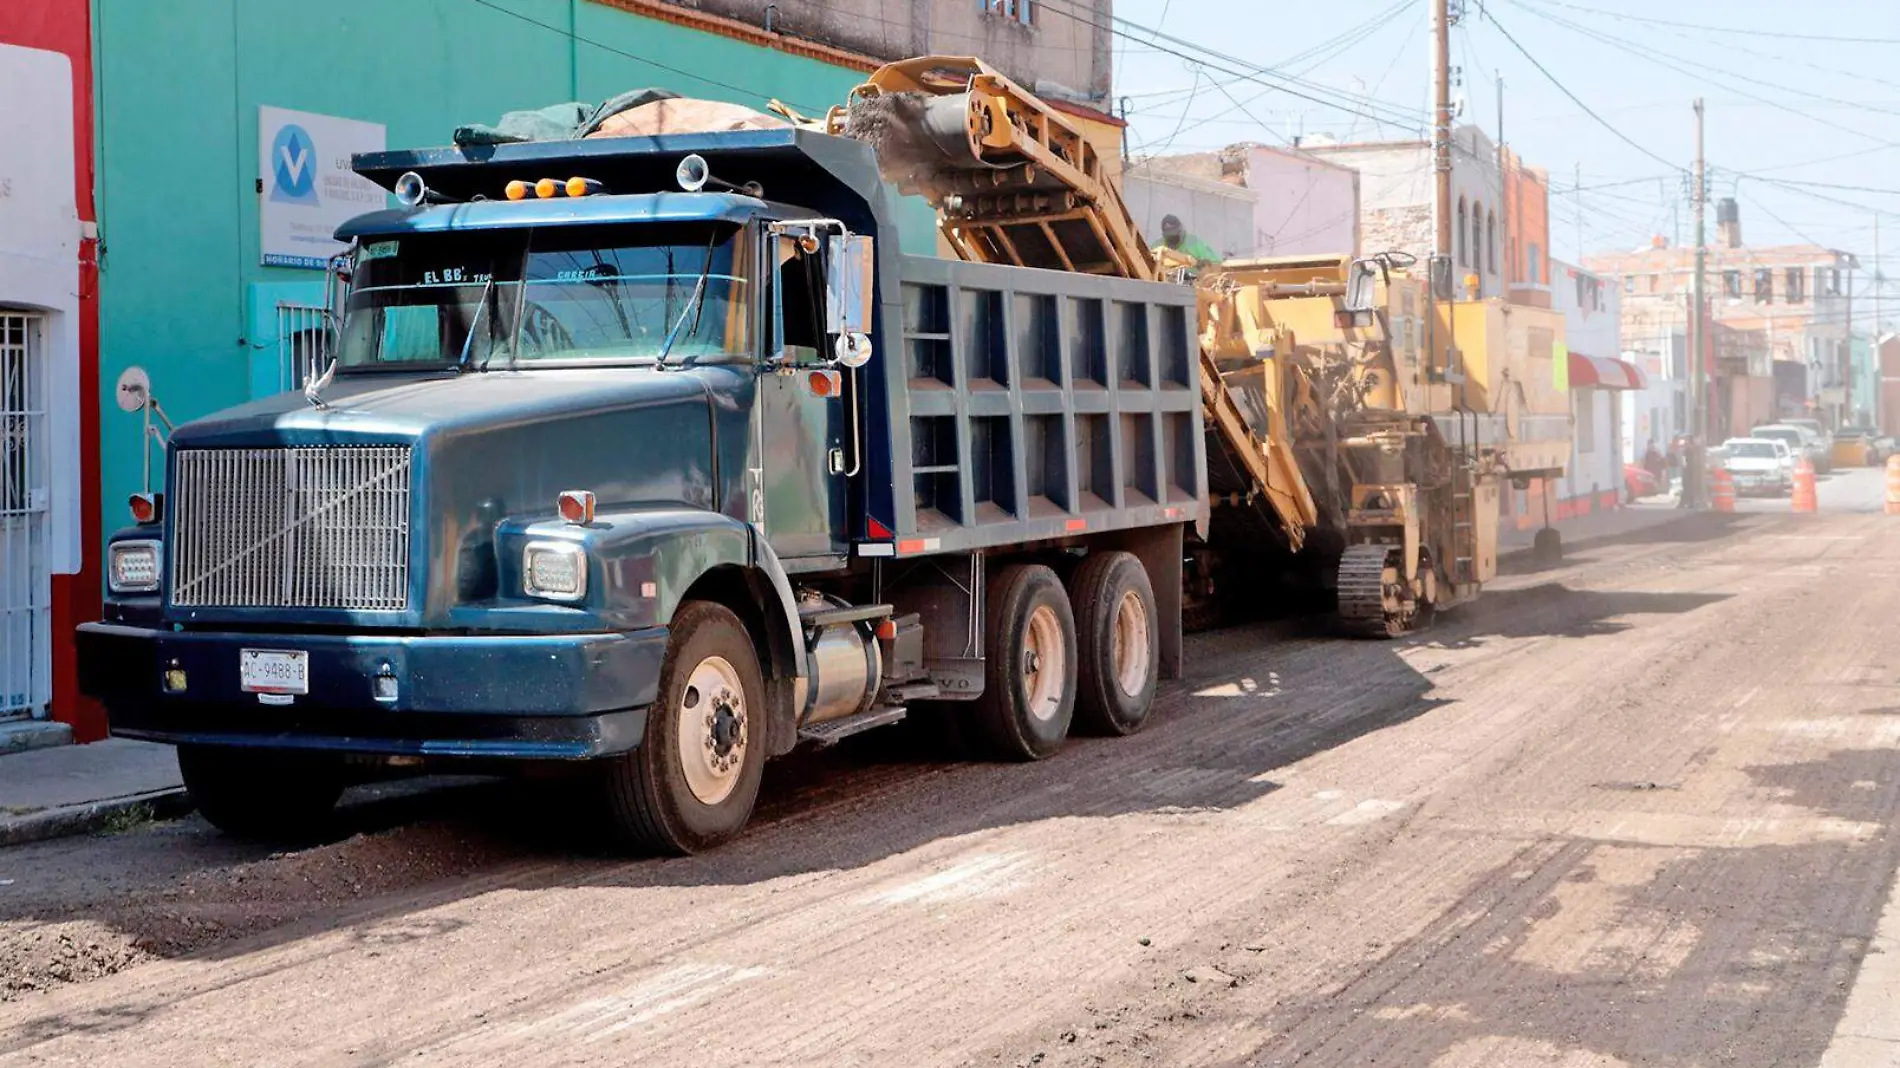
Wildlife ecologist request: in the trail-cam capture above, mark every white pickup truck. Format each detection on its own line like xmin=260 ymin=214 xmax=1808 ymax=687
xmin=1721 ymin=437 xmax=1794 ymax=497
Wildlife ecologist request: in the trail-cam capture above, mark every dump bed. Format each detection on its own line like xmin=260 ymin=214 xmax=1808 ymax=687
xmin=860 ymin=256 xmax=1208 ymax=556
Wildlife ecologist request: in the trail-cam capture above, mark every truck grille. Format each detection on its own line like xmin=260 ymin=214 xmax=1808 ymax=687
xmin=170 ymin=446 xmax=413 ymax=610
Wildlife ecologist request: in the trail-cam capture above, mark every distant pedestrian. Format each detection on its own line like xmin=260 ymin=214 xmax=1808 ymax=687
xmin=1643 ymin=440 xmax=1665 ymax=488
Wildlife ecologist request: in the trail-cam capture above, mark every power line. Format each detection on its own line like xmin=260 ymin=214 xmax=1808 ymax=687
xmin=1153 ymin=66 xmax=1205 ymax=155
xmin=1036 ymin=0 xmax=1426 ymax=131
xmin=462 ymin=0 xmax=825 ymax=109
xmin=1520 ymin=0 xmax=1900 ymax=45
xmin=1347 ymin=9 xmax=1427 ymax=141
xmin=1483 ymin=9 xmax=1683 ymax=172
xmin=1512 ymin=1 xmax=1900 ymax=147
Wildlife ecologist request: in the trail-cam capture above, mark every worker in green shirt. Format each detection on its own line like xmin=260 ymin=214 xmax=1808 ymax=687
xmin=1159 ymin=214 xmax=1220 ymax=266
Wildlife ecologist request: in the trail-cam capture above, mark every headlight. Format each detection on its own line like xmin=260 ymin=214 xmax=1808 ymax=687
xmin=109 ymin=540 xmax=162 ymax=594
xmin=523 ymin=541 xmax=587 ymax=602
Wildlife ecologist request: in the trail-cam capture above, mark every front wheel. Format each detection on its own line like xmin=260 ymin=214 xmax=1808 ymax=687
xmin=177 ymin=745 xmax=344 ymax=842
xmin=599 ymin=601 xmax=766 ymax=855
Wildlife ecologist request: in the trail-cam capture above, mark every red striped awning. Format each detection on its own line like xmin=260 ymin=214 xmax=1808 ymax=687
xmin=1568 ymin=352 xmax=1648 ymax=390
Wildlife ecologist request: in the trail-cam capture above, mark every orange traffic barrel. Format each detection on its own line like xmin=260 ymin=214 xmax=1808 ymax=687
xmin=1887 ymin=454 xmax=1900 ymax=516
xmin=1792 ymin=456 xmax=1818 ymax=514
xmin=1711 ymin=468 xmax=1736 ymax=513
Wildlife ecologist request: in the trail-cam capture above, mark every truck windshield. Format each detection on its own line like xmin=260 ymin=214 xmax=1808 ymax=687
xmin=335 ymin=224 xmax=749 ymax=370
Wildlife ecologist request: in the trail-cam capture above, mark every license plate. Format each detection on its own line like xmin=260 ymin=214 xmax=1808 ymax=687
xmin=239 ymin=649 xmax=309 ymax=695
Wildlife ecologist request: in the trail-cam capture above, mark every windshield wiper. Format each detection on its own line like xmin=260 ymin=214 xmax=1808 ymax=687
xmin=460 ymin=275 xmax=497 ymax=370
xmin=655 ymin=232 xmax=720 ymax=371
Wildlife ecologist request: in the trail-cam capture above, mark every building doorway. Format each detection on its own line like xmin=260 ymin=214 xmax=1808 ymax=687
xmin=0 ymin=310 xmax=49 ymax=721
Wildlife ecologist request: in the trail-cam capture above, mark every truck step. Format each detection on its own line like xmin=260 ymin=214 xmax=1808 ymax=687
xmin=881 ymin=682 xmax=942 ymax=703
xmin=799 ymin=603 xmax=894 ymax=628
xmin=799 ymin=706 xmax=909 ymax=747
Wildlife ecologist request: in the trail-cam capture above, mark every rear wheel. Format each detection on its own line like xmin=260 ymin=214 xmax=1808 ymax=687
xmin=972 ymin=564 xmax=1077 ymax=761
xmin=599 ymin=601 xmax=765 ymax=855
xmin=1069 ymin=551 xmax=1159 ymax=737
xmin=177 ymin=745 xmax=344 ymax=842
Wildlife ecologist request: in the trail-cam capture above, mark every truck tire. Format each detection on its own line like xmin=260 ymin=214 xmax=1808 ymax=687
xmin=176 ymin=745 xmax=344 ymax=842
xmin=600 ymin=601 xmax=766 ymax=855
xmin=972 ymin=564 xmax=1077 ymax=762
xmin=1068 ymin=551 xmax=1159 ymax=737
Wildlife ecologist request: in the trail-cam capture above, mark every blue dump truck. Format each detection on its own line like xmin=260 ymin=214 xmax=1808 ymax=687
xmin=78 ymin=126 xmax=1207 ymax=852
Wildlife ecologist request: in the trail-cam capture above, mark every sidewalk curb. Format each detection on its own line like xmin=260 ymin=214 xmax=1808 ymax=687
xmin=0 ymin=788 xmax=194 ymax=848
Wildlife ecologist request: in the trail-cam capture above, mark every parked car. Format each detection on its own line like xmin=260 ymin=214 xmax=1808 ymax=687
xmin=1721 ymin=437 xmax=1793 ymax=497
xmin=1624 ymin=462 xmax=1663 ymax=500
xmin=1753 ymin=424 xmax=1830 ymax=473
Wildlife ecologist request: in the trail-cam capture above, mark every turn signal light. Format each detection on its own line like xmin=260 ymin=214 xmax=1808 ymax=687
xmin=128 ymin=492 xmax=161 ymax=525
xmin=557 ymin=490 xmax=596 ymax=525
xmin=504 ymin=180 xmax=530 ymax=201
xmin=534 ymin=177 xmax=561 ymax=199
xmin=565 ymin=176 xmax=604 ymax=197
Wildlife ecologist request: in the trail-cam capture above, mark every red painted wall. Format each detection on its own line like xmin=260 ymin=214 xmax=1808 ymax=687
xmin=3 ymin=2 xmax=103 ymax=740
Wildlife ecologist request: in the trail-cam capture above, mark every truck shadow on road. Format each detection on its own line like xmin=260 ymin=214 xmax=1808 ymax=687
xmin=1427 ymin=585 xmax=1731 ymax=643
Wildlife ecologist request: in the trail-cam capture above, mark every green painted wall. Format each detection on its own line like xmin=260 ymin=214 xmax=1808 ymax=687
xmin=92 ymin=0 xmax=934 ymax=546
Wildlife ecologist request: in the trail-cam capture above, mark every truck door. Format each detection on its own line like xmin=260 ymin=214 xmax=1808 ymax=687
xmin=753 ymin=234 xmax=846 ymax=563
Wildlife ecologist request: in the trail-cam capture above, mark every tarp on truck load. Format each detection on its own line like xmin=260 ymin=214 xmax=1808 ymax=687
xmin=453 ymin=90 xmax=792 ymax=146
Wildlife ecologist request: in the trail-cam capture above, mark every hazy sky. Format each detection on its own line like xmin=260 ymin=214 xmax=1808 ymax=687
xmin=1091 ymin=0 xmax=1899 ymax=320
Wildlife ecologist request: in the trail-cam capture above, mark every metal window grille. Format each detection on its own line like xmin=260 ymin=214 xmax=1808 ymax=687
xmin=276 ymin=303 xmax=332 ymax=392
xmin=170 ymin=446 xmax=413 ymax=610
xmin=0 ymin=312 xmax=49 ymax=720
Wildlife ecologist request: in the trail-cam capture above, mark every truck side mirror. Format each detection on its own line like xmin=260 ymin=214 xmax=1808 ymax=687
xmin=1344 ymin=258 xmax=1379 ymax=314
xmin=825 ymin=234 xmax=874 ymax=338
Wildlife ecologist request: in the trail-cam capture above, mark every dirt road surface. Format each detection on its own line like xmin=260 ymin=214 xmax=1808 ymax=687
xmin=4 ymin=468 xmax=1899 ymax=1067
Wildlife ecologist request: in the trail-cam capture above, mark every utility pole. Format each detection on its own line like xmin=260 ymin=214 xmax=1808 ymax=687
xmin=1688 ymin=98 xmax=1708 ymax=509
xmin=1574 ymin=161 xmax=1583 ymax=261
xmin=1498 ymin=72 xmax=1508 ymax=290
xmin=1432 ymin=0 xmax=1453 ymax=266
xmin=1874 ymin=216 xmax=1884 ymax=426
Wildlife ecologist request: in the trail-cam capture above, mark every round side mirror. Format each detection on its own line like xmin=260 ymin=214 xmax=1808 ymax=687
xmin=115 ymin=366 xmax=152 ymax=413
xmin=834 ymin=332 xmax=873 ymax=369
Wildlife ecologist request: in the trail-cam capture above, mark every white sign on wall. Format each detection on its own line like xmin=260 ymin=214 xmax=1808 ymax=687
xmin=259 ymin=106 xmax=387 ymax=269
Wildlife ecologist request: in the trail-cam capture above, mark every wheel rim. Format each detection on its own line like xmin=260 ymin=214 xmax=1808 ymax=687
xmin=1110 ymin=589 xmax=1152 ymax=698
xmin=675 ymin=655 xmax=747 ymax=806
xmin=1022 ymin=604 xmax=1066 ymax=722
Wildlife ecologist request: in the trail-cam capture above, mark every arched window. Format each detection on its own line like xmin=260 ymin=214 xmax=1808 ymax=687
xmin=1456 ymin=198 xmax=1468 ymax=267
xmin=1486 ymin=211 xmax=1497 ymax=275
xmin=1470 ymin=201 xmax=1485 ymax=280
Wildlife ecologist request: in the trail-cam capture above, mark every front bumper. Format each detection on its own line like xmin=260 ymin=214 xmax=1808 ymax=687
xmin=77 ymin=622 xmax=668 ymax=759
xmin=1727 ymin=471 xmax=1788 ymax=495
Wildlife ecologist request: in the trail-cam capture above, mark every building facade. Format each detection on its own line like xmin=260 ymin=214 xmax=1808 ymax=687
xmin=1586 ymin=200 xmax=1856 ymax=434
xmin=674 ymin=0 xmax=1112 ymax=111
xmin=1551 ymin=260 xmax=1628 ymax=512
xmin=1298 ymin=127 xmax=1551 ymax=303
xmin=1 ymin=4 xmax=99 ymax=739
